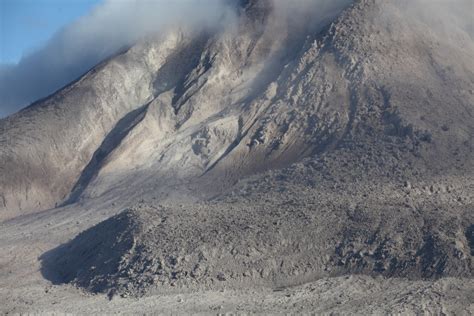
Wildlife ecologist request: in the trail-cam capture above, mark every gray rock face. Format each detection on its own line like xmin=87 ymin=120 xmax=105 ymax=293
xmin=1 ymin=0 xmax=472 ymax=220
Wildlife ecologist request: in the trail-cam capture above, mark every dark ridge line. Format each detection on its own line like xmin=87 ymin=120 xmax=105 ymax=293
xmin=60 ymin=101 xmax=152 ymax=207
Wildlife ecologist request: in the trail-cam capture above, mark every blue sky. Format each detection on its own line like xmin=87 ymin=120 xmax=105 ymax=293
xmin=0 ymin=0 xmax=101 ymax=64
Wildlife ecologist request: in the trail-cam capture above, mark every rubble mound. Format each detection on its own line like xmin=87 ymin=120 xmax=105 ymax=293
xmin=46 ymin=188 xmax=473 ymax=297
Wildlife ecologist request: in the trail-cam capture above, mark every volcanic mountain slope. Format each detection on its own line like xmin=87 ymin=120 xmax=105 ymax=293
xmin=0 ymin=0 xmax=350 ymax=218
xmin=0 ymin=0 xmax=474 ymax=313
xmin=1 ymin=0 xmax=473 ymax=219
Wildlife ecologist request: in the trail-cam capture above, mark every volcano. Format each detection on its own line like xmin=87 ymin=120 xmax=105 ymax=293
xmin=1 ymin=0 xmax=473 ymax=313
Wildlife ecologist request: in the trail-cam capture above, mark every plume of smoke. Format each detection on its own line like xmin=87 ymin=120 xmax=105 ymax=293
xmin=1 ymin=0 xmax=472 ymax=118
xmin=0 ymin=0 xmax=234 ymax=118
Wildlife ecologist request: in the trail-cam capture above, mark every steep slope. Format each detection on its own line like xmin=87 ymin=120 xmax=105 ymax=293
xmin=68 ymin=0 xmax=474 ymax=207
xmin=2 ymin=0 xmax=471 ymax=220
xmin=0 ymin=32 xmax=187 ymax=218
xmin=0 ymin=0 xmax=352 ymax=219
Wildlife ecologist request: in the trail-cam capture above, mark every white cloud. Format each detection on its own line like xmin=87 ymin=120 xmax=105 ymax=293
xmin=0 ymin=0 xmax=234 ymax=118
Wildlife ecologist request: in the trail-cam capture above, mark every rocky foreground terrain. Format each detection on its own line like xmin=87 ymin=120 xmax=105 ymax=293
xmin=0 ymin=0 xmax=473 ymax=314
